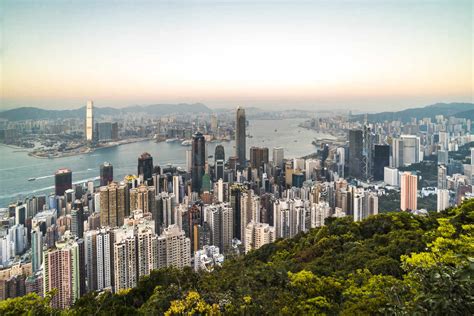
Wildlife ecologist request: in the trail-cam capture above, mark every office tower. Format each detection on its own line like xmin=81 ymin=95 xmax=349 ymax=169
xmin=205 ymin=203 xmax=233 ymax=253
xmin=244 ymin=221 xmax=275 ymax=253
xmin=214 ymin=145 xmax=225 ymax=181
xmin=235 ymin=107 xmax=246 ymax=168
xmin=55 ymin=168 xmax=72 ymax=196
xmin=100 ymin=162 xmax=114 ymax=186
xmin=99 ymin=182 xmax=127 ymax=227
xmin=438 ymin=165 xmax=447 ymax=190
xmin=348 ymin=129 xmax=363 ymax=178
xmin=156 ymin=225 xmax=191 ymax=269
xmin=71 ymin=208 xmax=84 ymax=238
xmin=437 ymin=189 xmax=450 ymax=212
xmin=210 ymin=114 xmax=218 ymax=132
xmin=272 ymin=147 xmax=284 ymax=168
xmin=400 ymin=172 xmax=417 ymax=211
xmin=229 ymin=184 xmax=245 ymax=240
xmin=373 ymin=145 xmax=390 ymax=181
xmin=437 ymin=149 xmax=448 ymax=165
xmin=384 ymin=167 xmax=399 ymax=186
xmin=138 ymin=152 xmax=153 ymax=185
xmin=335 ymin=147 xmax=345 ymax=178
xmin=85 ymin=100 xmax=94 ymax=142
xmin=113 ymin=235 xmax=137 ymax=292
xmin=186 ymin=150 xmax=192 ymax=173
xmin=250 ymin=147 xmax=269 ymax=169
xmin=43 ymin=234 xmax=85 ymax=309
xmin=305 ymin=159 xmax=319 ymax=181
xmin=15 ymin=204 xmax=27 ymax=226
xmin=391 ymin=137 xmax=403 ymax=168
xmin=400 ymin=135 xmax=421 ymax=166
xmin=292 ymin=172 xmax=305 ymax=188
xmin=172 ymin=176 xmax=180 ymax=204
xmin=191 ymin=132 xmax=206 ymax=193
xmin=31 ymin=227 xmax=43 ymax=273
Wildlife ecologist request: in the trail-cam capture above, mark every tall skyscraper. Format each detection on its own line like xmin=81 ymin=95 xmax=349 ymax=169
xmin=138 ymin=153 xmax=153 ymax=185
xmin=100 ymin=162 xmax=114 ymax=186
xmin=85 ymin=100 xmax=94 ymax=142
xmin=55 ymin=168 xmax=72 ymax=196
xmin=214 ymin=145 xmax=225 ymax=181
xmin=236 ymin=107 xmax=246 ymax=168
xmin=348 ymin=129 xmax=363 ymax=178
xmin=249 ymin=146 xmax=269 ymax=169
xmin=191 ymin=132 xmax=206 ymax=193
xmin=400 ymin=172 xmax=417 ymax=211
xmin=272 ymin=147 xmax=284 ymax=168
xmin=373 ymin=145 xmax=390 ymax=181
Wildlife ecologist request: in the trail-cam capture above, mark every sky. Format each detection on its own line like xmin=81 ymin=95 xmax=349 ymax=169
xmin=0 ymin=0 xmax=472 ymax=111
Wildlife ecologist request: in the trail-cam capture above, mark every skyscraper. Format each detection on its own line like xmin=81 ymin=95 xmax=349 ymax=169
xmin=348 ymin=129 xmax=363 ymax=178
xmin=214 ymin=145 xmax=225 ymax=181
xmin=437 ymin=189 xmax=450 ymax=212
xmin=205 ymin=203 xmax=233 ymax=253
xmin=272 ymin=147 xmax=284 ymax=168
xmin=99 ymin=182 xmax=127 ymax=227
xmin=250 ymin=146 xmax=269 ymax=169
xmin=236 ymin=107 xmax=246 ymax=168
xmin=138 ymin=152 xmax=153 ymax=185
xmin=400 ymin=172 xmax=417 ymax=211
xmin=191 ymin=132 xmax=206 ymax=193
xmin=438 ymin=165 xmax=447 ymax=190
xmin=373 ymin=145 xmax=390 ymax=181
xmin=100 ymin=162 xmax=114 ymax=186
xmin=85 ymin=100 xmax=94 ymax=142
xmin=244 ymin=221 xmax=275 ymax=253
xmin=55 ymin=168 xmax=72 ymax=196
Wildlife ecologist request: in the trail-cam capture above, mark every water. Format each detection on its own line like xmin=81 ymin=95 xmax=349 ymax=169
xmin=0 ymin=118 xmax=334 ymax=207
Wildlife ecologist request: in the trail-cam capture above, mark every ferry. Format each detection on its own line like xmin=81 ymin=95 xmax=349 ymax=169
xmin=165 ymin=138 xmax=179 ymax=143
xmin=28 ymin=178 xmax=36 ymax=181
xmin=181 ymin=140 xmax=192 ymax=146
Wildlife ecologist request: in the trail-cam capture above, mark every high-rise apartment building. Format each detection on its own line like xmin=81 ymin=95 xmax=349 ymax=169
xmin=400 ymin=172 xmax=417 ymax=211
xmin=244 ymin=221 xmax=275 ymax=253
xmin=156 ymin=225 xmax=191 ymax=269
xmin=43 ymin=234 xmax=85 ymax=309
xmin=205 ymin=203 xmax=233 ymax=253
xmin=236 ymin=107 xmax=246 ymax=168
xmin=99 ymin=182 xmax=127 ymax=227
xmin=437 ymin=189 xmax=450 ymax=212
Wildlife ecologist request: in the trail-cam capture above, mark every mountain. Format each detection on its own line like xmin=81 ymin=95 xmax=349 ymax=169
xmin=351 ymin=102 xmax=474 ymax=122
xmin=454 ymin=109 xmax=474 ymax=120
xmin=0 ymin=103 xmax=211 ymax=121
xmin=2 ymin=202 xmax=472 ymax=314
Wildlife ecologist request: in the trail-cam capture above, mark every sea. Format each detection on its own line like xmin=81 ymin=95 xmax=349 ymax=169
xmin=0 ymin=118 xmax=335 ymax=207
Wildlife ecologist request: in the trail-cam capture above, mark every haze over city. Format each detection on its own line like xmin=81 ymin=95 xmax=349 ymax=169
xmin=1 ymin=0 xmax=472 ymax=111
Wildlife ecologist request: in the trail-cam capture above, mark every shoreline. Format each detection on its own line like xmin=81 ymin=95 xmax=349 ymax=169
xmin=27 ymin=137 xmax=152 ymax=159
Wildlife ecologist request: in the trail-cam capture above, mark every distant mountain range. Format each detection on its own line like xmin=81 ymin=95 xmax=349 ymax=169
xmin=351 ymin=102 xmax=474 ymax=123
xmin=0 ymin=103 xmax=212 ymax=121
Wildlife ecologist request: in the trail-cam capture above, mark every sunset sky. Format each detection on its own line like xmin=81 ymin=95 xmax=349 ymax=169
xmin=1 ymin=0 xmax=472 ymax=111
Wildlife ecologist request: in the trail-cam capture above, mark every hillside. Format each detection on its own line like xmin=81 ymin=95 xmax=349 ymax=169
xmin=351 ymin=102 xmax=474 ymax=123
xmin=0 ymin=103 xmax=211 ymax=121
xmin=2 ymin=201 xmax=472 ymax=315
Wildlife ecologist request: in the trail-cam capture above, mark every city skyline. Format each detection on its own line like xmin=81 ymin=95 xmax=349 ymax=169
xmin=1 ymin=0 xmax=472 ymax=111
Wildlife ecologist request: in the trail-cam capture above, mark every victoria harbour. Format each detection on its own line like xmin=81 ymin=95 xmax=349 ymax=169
xmin=0 ymin=118 xmax=333 ymax=206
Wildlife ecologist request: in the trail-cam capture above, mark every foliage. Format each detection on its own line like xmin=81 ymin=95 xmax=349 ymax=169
xmin=4 ymin=200 xmax=474 ymax=315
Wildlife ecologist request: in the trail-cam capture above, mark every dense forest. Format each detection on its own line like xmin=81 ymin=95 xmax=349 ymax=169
xmin=2 ymin=201 xmax=473 ymax=315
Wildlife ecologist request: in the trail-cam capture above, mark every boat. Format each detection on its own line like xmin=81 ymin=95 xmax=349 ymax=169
xmin=274 ymin=129 xmax=277 ymax=132
xmin=28 ymin=178 xmax=36 ymax=181
xmin=181 ymin=140 xmax=192 ymax=146
xmin=165 ymin=138 xmax=179 ymax=143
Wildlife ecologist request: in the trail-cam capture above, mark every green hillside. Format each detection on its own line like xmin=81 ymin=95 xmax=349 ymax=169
xmin=2 ymin=202 xmax=473 ymax=315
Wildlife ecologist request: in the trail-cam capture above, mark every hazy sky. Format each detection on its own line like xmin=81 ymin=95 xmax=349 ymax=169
xmin=1 ymin=0 xmax=472 ymax=111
